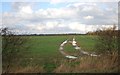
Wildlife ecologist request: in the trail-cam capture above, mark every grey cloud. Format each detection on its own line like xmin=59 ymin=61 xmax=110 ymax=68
xmin=11 ymin=2 xmax=34 ymax=12
xmin=2 ymin=2 xmax=118 ymax=34
xmin=74 ymin=2 xmax=118 ymax=25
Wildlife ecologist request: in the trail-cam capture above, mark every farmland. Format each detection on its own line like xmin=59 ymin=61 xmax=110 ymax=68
xmin=22 ymin=35 xmax=97 ymax=64
xmin=2 ymin=35 xmax=118 ymax=73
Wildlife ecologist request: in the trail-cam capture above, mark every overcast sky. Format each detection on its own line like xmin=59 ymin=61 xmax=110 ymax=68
xmin=1 ymin=1 xmax=118 ymax=34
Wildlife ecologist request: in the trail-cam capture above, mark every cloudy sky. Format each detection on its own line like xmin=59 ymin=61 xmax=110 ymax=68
xmin=1 ymin=1 xmax=118 ymax=34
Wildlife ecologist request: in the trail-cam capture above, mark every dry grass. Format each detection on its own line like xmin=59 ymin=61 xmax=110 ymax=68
xmin=2 ymin=51 xmax=118 ymax=73
xmin=54 ymin=51 xmax=118 ymax=73
xmin=15 ymin=66 xmax=45 ymax=73
xmin=2 ymin=65 xmax=45 ymax=73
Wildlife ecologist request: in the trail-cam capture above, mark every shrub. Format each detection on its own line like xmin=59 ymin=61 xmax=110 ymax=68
xmin=95 ymin=25 xmax=118 ymax=54
xmin=1 ymin=28 xmax=29 ymax=73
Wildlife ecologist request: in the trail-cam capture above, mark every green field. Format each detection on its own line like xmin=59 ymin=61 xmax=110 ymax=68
xmin=3 ymin=35 xmax=118 ymax=73
xmin=21 ymin=35 xmax=97 ymax=66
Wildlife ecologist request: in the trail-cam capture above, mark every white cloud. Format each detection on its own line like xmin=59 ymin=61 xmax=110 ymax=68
xmin=58 ymin=23 xmax=66 ymax=27
xmin=68 ymin=22 xmax=85 ymax=32
xmin=50 ymin=0 xmax=63 ymax=4
xmin=46 ymin=21 xmax=58 ymax=29
xmin=71 ymin=3 xmax=97 ymax=8
xmin=2 ymin=12 xmax=22 ymax=27
xmin=83 ymin=16 xmax=94 ymax=20
xmin=2 ymin=2 xmax=118 ymax=34
xmin=19 ymin=6 xmax=33 ymax=14
xmin=17 ymin=5 xmax=33 ymax=20
xmin=26 ymin=23 xmax=46 ymax=32
xmin=35 ymin=8 xmax=78 ymax=19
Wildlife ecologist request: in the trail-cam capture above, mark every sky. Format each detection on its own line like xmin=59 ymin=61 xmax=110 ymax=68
xmin=1 ymin=1 xmax=118 ymax=34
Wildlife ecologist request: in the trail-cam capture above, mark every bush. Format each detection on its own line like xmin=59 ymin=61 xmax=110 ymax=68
xmin=1 ymin=28 xmax=29 ymax=73
xmin=95 ymin=25 xmax=118 ymax=54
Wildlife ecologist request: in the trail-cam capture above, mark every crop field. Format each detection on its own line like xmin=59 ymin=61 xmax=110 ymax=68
xmin=24 ymin=35 xmax=96 ymax=57
xmin=18 ymin=35 xmax=97 ymax=70
xmin=2 ymin=35 xmax=118 ymax=73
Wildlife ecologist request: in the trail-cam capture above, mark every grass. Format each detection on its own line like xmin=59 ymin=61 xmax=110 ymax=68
xmin=20 ymin=35 xmax=97 ymax=66
xmin=25 ymin=35 xmax=96 ymax=55
xmin=5 ymin=51 xmax=118 ymax=73
xmin=2 ymin=35 xmax=118 ymax=73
